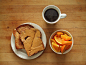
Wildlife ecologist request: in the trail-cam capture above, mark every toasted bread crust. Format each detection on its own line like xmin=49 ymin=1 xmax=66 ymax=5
xmin=13 ymin=29 xmax=16 ymax=36
xmin=16 ymin=24 xmax=34 ymax=30
xmin=13 ymin=29 xmax=24 ymax=49
xmin=16 ymin=24 xmax=34 ymax=34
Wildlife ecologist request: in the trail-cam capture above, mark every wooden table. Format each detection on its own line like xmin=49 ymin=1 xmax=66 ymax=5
xmin=0 ymin=0 xmax=86 ymax=65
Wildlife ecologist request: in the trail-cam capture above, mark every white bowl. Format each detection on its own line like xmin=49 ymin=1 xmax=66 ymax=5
xmin=11 ymin=23 xmax=47 ymax=59
xmin=49 ymin=30 xmax=74 ymax=54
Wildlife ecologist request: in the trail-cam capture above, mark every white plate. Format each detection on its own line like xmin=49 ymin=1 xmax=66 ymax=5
xmin=11 ymin=23 xmax=47 ymax=59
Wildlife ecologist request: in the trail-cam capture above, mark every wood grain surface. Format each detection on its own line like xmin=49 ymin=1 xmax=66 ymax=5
xmin=0 ymin=0 xmax=86 ymax=65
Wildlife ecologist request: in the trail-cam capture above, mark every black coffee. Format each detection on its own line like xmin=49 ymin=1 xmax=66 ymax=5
xmin=44 ymin=8 xmax=59 ymax=22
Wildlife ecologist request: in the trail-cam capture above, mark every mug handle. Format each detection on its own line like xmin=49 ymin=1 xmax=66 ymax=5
xmin=60 ymin=14 xmax=67 ymax=19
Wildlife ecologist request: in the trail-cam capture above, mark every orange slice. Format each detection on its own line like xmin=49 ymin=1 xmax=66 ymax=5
xmin=65 ymin=45 xmax=71 ymax=50
xmin=52 ymin=42 xmax=60 ymax=52
xmin=57 ymin=32 xmax=63 ymax=36
xmin=61 ymin=45 xmax=66 ymax=54
xmin=54 ymin=36 xmax=72 ymax=46
xmin=62 ymin=41 xmax=72 ymax=45
xmin=54 ymin=36 xmax=63 ymax=44
xmin=51 ymin=39 xmax=56 ymax=42
xmin=61 ymin=34 xmax=71 ymax=41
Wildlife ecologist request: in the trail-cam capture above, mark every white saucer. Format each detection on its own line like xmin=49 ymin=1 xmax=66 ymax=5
xmin=11 ymin=23 xmax=47 ymax=59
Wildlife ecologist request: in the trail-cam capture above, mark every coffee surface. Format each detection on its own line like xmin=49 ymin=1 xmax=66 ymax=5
xmin=44 ymin=8 xmax=59 ymax=22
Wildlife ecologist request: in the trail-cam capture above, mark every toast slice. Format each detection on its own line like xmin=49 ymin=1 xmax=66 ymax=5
xmin=29 ymin=29 xmax=45 ymax=56
xmin=16 ymin=24 xmax=34 ymax=34
xmin=13 ymin=29 xmax=24 ymax=49
xmin=20 ymin=28 xmax=36 ymax=55
xmin=13 ymin=24 xmax=34 ymax=49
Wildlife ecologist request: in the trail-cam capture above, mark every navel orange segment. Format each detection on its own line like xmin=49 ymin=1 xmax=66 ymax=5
xmin=51 ymin=37 xmax=62 ymax=46
xmin=57 ymin=32 xmax=63 ymax=36
xmin=52 ymin=42 xmax=60 ymax=52
xmin=61 ymin=45 xmax=66 ymax=54
xmin=65 ymin=45 xmax=71 ymax=50
xmin=62 ymin=41 xmax=72 ymax=45
xmin=61 ymin=34 xmax=71 ymax=41
xmin=54 ymin=36 xmax=72 ymax=46
xmin=51 ymin=39 xmax=56 ymax=42
xmin=54 ymin=36 xmax=63 ymax=44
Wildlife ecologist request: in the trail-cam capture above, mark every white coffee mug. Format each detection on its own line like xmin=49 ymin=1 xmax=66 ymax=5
xmin=42 ymin=5 xmax=67 ymax=24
